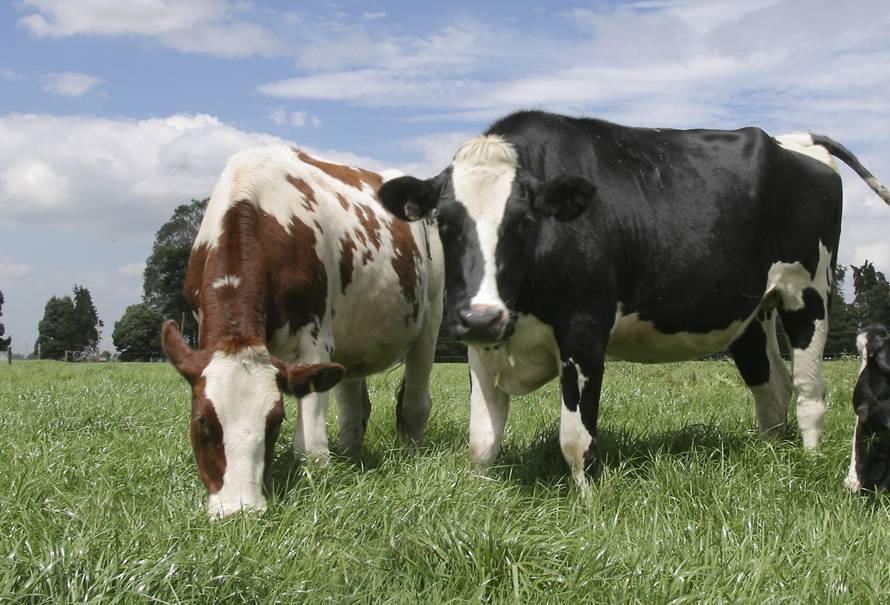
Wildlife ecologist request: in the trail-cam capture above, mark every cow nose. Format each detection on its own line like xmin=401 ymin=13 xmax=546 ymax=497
xmin=457 ymin=305 xmax=506 ymax=342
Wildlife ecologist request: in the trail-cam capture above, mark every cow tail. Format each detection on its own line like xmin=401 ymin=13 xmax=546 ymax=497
xmin=810 ymin=134 xmax=890 ymax=206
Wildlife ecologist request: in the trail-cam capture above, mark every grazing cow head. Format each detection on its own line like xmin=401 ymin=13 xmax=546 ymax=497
xmin=161 ymin=320 xmax=344 ymax=517
xmin=851 ymin=326 xmax=890 ymax=492
xmin=378 ymin=135 xmax=597 ymax=344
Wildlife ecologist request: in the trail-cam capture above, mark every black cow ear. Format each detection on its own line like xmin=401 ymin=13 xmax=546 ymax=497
xmin=377 ymin=176 xmax=440 ymax=222
xmin=531 ymin=175 xmax=597 ymax=222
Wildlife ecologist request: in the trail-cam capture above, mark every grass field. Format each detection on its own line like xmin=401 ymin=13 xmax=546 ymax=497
xmin=1 ymin=359 xmax=888 ymax=603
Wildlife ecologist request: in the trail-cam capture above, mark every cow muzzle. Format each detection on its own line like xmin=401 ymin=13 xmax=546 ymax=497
xmin=455 ymin=304 xmax=508 ymax=343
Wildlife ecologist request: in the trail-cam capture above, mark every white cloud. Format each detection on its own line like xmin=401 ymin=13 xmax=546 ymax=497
xmin=851 ymin=242 xmax=890 ymax=272
xmin=269 ymin=108 xmax=287 ymax=125
xmin=3 ymin=160 xmax=68 ymax=204
xmin=17 ymin=0 xmax=280 ymax=58
xmin=361 ymin=12 xmax=386 ymax=21
xmin=269 ymin=108 xmax=322 ymax=128
xmin=0 ymin=113 xmax=287 ymax=232
xmin=0 ymin=112 xmax=401 ymax=235
xmin=395 ymin=131 xmax=475 ymax=178
xmin=1 ymin=68 xmax=24 ymax=80
xmin=18 ymin=0 xmax=226 ymax=37
xmin=117 ymin=262 xmax=146 ymax=277
xmin=0 ymin=256 xmax=33 ymax=276
xmin=43 ymin=72 xmax=102 ymax=96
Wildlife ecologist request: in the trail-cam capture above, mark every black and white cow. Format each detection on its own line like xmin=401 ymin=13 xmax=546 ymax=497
xmin=378 ymin=110 xmax=890 ymax=487
xmin=845 ymin=325 xmax=890 ymax=493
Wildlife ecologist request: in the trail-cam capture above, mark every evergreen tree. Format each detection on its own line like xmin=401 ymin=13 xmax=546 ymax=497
xmin=851 ymin=260 xmax=890 ymax=328
xmin=72 ymin=285 xmax=102 ymax=354
xmin=825 ymin=265 xmax=859 ymax=356
xmin=35 ymin=296 xmax=79 ymax=359
xmin=113 ymin=304 xmax=163 ymax=361
xmin=0 ymin=290 xmax=9 ymax=350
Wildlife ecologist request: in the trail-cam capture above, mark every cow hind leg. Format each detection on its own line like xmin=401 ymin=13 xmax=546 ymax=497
xmin=336 ymin=378 xmax=371 ymax=458
xmin=730 ymin=312 xmax=793 ymax=437
xmin=778 ymin=287 xmax=829 ymax=449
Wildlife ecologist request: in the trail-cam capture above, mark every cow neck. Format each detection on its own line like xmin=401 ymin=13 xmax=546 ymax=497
xmin=198 ymin=201 xmax=267 ymax=353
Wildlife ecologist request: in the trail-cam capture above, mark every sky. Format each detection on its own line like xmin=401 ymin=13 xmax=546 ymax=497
xmin=1 ymin=0 xmax=889 ymax=353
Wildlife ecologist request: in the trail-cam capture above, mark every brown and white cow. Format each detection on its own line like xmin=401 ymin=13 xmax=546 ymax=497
xmin=162 ymin=146 xmax=444 ymax=517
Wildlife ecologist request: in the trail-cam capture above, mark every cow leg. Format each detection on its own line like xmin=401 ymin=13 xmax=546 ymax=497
xmin=729 ymin=312 xmax=793 ymax=437
xmin=293 ymin=391 xmax=330 ymax=460
xmin=468 ymin=347 xmax=510 ymax=466
xmin=779 ymin=288 xmax=829 ymax=449
xmin=395 ymin=319 xmax=438 ymax=446
xmin=336 ymin=378 xmax=371 ymax=458
xmin=556 ymin=315 xmax=609 ymax=491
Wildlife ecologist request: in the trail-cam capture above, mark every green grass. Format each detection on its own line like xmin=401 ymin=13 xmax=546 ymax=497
xmin=1 ymin=359 xmax=888 ymax=603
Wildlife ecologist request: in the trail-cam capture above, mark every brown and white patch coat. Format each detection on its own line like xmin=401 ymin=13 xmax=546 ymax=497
xmin=167 ymin=146 xmax=443 ymax=517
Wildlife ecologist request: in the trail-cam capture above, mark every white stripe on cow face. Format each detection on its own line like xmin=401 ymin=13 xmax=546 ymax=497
xmin=451 ymin=135 xmax=519 ymax=316
xmin=202 ymin=346 xmax=280 ymax=518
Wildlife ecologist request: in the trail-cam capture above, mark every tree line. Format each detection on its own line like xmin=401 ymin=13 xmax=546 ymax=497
xmin=17 ymin=195 xmax=890 ymax=361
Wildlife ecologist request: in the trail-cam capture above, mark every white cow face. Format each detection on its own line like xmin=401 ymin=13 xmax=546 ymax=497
xmin=377 ymin=136 xmax=597 ymax=345
xmin=161 ymin=321 xmax=344 ymax=517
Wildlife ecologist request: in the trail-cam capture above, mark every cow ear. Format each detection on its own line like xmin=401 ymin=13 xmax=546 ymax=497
xmin=274 ymin=360 xmax=345 ymax=398
xmin=161 ymin=320 xmax=206 ymax=382
xmin=377 ymin=176 xmax=440 ymax=222
xmin=531 ymin=175 xmax=597 ymax=222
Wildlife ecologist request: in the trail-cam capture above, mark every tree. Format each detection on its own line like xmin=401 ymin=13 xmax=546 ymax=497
xmin=825 ymin=265 xmax=859 ymax=357
xmin=0 ymin=290 xmax=9 ymax=350
xmin=143 ymin=198 xmax=208 ymax=342
xmin=113 ymin=304 xmax=163 ymax=361
xmin=35 ymin=296 xmax=79 ymax=360
xmin=72 ymin=285 xmax=103 ymax=355
xmin=851 ymin=260 xmax=890 ymax=329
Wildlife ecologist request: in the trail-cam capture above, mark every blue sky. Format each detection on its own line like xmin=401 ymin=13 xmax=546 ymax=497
xmin=1 ymin=0 xmax=889 ymax=353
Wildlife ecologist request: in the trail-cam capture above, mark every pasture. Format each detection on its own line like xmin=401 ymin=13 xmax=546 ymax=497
xmin=1 ymin=360 xmax=888 ymax=603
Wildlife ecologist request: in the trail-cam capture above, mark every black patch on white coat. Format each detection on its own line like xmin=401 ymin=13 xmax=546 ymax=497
xmin=729 ymin=320 xmax=770 ymax=386
xmin=778 ymin=288 xmax=825 ymax=351
xmin=560 ymin=361 xmax=580 ymax=412
xmin=434 ymin=192 xmax=486 ymax=333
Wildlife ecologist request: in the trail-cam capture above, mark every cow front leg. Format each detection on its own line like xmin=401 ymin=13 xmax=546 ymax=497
xmin=468 ymin=346 xmax=510 ymax=467
xmin=556 ymin=316 xmax=609 ymax=491
xmin=293 ymin=391 xmax=330 ymax=460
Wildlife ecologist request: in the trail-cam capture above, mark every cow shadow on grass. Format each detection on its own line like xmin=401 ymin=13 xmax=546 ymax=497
xmin=263 ymin=419 xmax=796 ymax=500
xmin=489 ymin=422 xmax=791 ymax=491
xmin=264 ymin=432 xmax=432 ymax=501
